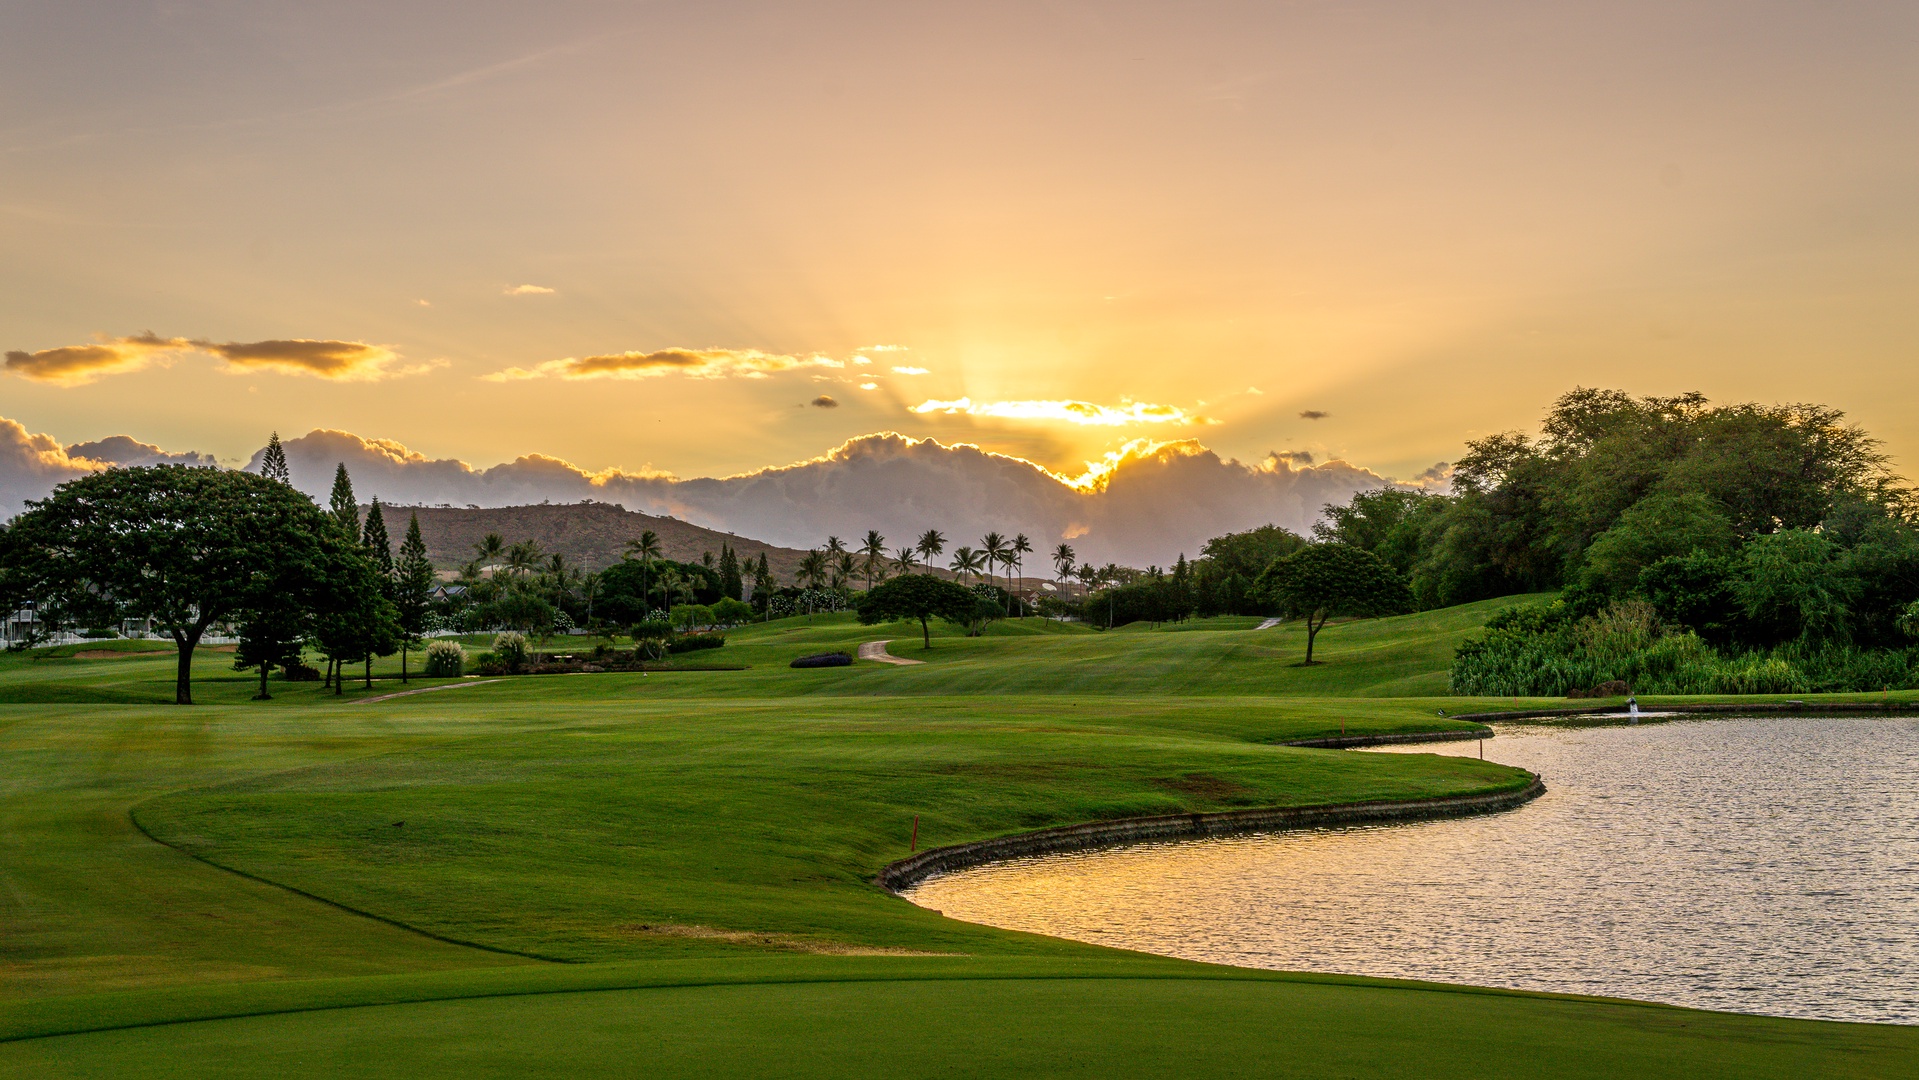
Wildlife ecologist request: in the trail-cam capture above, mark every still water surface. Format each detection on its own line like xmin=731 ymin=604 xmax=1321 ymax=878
xmin=904 ymin=717 xmax=1919 ymax=1023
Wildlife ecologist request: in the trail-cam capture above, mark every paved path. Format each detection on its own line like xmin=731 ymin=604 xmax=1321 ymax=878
xmin=1254 ymin=617 xmax=1284 ymax=630
xmin=858 ymin=640 xmax=925 ymax=666
xmin=349 ymin=678 xmax=504 ymax=704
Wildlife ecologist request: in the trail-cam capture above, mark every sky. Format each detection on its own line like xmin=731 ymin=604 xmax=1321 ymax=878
xmin=3 ymin=2 xmax=1917 ymax=558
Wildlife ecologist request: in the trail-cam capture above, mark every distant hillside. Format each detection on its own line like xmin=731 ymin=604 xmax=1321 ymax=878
xmin=377 ymin=501 xmax=815 ymax=580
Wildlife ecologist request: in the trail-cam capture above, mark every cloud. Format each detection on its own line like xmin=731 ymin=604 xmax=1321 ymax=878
xmin=193 ymin=338 xmax=407 ymax=380
xmin=504 ymin=284 xmax=555 ymax=295
xmin=1299 ymin=410 xmax=1330 ymax=420
xmin=63 ymin=435 xmax=217 ymax=468
xmin=483 ymin=347 xmax=844 ymax=382
xmin=859 ymin=382 xmax=878 ymax=390
xmin=4 ymin=333 xmax=416 ymax=384
xmin=2 ymin=419 xmax=1436 ymax=564
xmin=810 ymin=396 xmax=839 ymax=408
xmin=1407 ymin=461 xmax=1455 ymax=493
xmin=4 ymin=332 xmax=184 ymax=385
xmin=891 ymin=366 xmax=930 ymax=375
xmin=0 ymin=417 xmax=95 ymax=517
xmin=247 ymin=429 xmax=1409 ymax=565
xmin=910 ymin=397 xmax=1205 ymax=427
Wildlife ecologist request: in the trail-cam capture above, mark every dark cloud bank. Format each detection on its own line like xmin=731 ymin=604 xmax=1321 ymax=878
xmin=1 ymin=417 xmax=1447 ymax=566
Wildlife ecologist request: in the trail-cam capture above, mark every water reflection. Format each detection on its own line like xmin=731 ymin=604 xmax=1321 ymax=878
xmin=905 ymin=717 xmax=1919 ymax=1023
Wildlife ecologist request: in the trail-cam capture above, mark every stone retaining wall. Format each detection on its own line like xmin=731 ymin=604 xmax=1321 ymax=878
xmin=878 ymin=777 xmax=1545 ymax=892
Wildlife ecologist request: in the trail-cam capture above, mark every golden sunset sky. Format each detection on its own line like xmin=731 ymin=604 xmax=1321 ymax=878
xmin=5 ymin=1 xmax=1917 ymax=493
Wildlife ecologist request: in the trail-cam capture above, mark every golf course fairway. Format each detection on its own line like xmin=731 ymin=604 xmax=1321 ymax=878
xmin=4 ymin=605 xmax=1915 ymax=1077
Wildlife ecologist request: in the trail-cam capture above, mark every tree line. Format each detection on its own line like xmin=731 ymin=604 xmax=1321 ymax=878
xmin=0 ymin=434 xmax=435 ymax=704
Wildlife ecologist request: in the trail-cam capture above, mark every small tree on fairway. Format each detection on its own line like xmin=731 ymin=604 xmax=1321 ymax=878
xmin=1255 ymin=543 xmax=1411 ymax=665
xmin=856 ymin=573 xmax=978 ymax=649
xmin=394 ymin=512 xmax=435 ymax=682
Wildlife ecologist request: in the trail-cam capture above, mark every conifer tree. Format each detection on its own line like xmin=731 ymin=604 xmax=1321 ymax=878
xmin=362 ymin=499 xmax=393 ymax=578
xmin=260 ymin=431 xmax=291 ymax=484
xmin=394 ymin=512 xmax=435 ymax=683
xmin=718 ymin=543 xmax=743 ymax=601
xmin=329 ymin=463 xmax=359 ymax=537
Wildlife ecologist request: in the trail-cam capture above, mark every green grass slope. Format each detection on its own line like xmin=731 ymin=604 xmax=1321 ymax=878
xmin=3 ymin=595 xmax=1915 ymax=1077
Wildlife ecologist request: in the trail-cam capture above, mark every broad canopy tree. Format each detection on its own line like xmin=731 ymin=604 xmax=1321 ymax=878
xmin=4 ymin=466 xmax=366 ymax=704
xmin=855 ymin=573 xmax=979 ymax=649
xmin=1256 ymin=543 xmax=1411 ymax=665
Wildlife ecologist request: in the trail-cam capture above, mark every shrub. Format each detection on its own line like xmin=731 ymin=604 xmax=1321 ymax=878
xmin=791 ymin=651 xmax=853 ymax=668
xmin=424 ymin=640 xmax=466 ymax=678
xmin=666 ymin=633 xmax=725 ymax=654
xmin=283 ymin=659 xmax=321 ymax=682
xmin=80 ymin=628 xmax=118 ymax=639
xmin=491 ymin=631 xmax=528 ymax=671
xmin=710 ymin=598 xmax=755 ymax=626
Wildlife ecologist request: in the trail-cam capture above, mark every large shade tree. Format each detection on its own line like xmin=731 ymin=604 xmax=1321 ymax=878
xmin=4 ymin=466 xmax=347 ymax=704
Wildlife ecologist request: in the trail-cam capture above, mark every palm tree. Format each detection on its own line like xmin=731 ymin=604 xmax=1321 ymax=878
xmin=834 ymin=552 xmax=858 ymax=590
xmin=825 ymin=536 xmax=847 ymax=560
xmin=624 ymin=529 xmax=662 ymax=610
xmin=654 ymin=568 xmax=684 ymax=613
xmin=949 ymin=546 xmax=983 ymax=583
xmin=860 ymin=530 xmax=888 ymax=590
xmin=892 ymin=546 xmax=917 ymax=575
xmin=798 ymin=550 xmax=829 ymax=590
xmin=798 ymin=550 xmax=829 ymax=620
xmin=1011 ymin=533 xmax=1033 ymax=616
xmin=981 ymin=532 xmax=1009 ymax=596
xmin=1053 ymin=543 xmax=1076 ymax=585
xmin=915 ymin=529 xmax=945 ymax=565
xmin=505 ymin=540 xmax=543 ymax=578
xmin=473 ymin=532 xmax=506 ymax=571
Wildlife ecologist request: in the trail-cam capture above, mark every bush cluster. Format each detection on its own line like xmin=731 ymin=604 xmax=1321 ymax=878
xmin=1451 ymin=600 xmax=1919 ymax=696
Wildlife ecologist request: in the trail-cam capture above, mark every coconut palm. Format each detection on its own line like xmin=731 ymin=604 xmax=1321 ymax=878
xmin=949 ymin=546 xmax=984 ymax=583
xmin=860 ymin=530 xmax=888 ymax=590
xmin=472 ymin=532 xmax=506 ymax=569
xmin=505 ymin=540 xmax=543 ymax=578
xmin=1011 ymin=533 xmax=1033 ymax=616
xmin=824 ymin=536 xmax=847 ymax=560
xmin=798 ymin=550 xmax=829 ymax=590
xmin=915 ymin=529 xmax=945 ymax=565
xmin=981 ymin=532 xmax=1009 ymax=595
xmin=1053 ymin=543 xmax=1076 ymax=585
xmin=893 ymin=546 xmax=918 ymax=575
xmin=624 ymin=529 xmax=662 ymax=609
xmin=835 ymin=552 xmax=858 ymax=590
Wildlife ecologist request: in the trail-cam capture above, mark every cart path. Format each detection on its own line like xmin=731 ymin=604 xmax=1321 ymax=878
xmin=349 ymin=678 xmax=505 ymax=704
xmin=858 ymin=640 xmax=926 ymax=666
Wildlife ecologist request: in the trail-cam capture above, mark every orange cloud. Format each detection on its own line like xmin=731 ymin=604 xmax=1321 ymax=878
xmin=909 ymin=397 xmax=1206 ymax=428
xmin=4 ymin=332 xmax=184 ymax=385
xmin=484 ymin=347 xmax=844 ymax=382
xmin=4 ymin=333 xmax=414 ymax=384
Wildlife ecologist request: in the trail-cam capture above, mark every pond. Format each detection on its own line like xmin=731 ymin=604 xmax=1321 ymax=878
xmin=903 ymin=716 xmax=1919 ymax=1023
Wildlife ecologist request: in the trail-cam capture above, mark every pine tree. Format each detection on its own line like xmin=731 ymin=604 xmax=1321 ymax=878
xmin=362 ymin=499 xmax=393 ymax=578
xmin=752 ymin=552 xmax=774 ymax=618
xmin=394 ymin=512 xmax=435 ymax=683
xmin=260 ymin=432 xmax=290 ymax=484
xmin=329 ymin=463 xmax=359 ymax=537
xmin=718 ymin=544 xmax=743 ymax=601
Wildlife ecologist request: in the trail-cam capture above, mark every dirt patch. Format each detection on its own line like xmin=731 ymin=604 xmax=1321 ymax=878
xmin=1150 ymin=773 xmax=1255 ymax=800
xmin=70 ymin=649 xmax=171 ymax=660
xmin=622 ymin=923 xmax=956 ymax=956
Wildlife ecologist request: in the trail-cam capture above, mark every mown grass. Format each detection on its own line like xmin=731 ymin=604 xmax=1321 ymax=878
xmin=3 ymin=597 xmax=1915 ymax=1077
